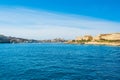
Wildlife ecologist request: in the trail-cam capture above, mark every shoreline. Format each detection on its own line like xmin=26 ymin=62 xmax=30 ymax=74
xmin=85 ymin=42 xmax=120 ymax=46
xmin=0 ymin=42 xmax=120 ymax=47
xmin=65 ymin=41 xmax=120 ymax=46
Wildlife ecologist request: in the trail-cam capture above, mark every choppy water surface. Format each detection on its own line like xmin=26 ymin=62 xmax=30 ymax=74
xmin=0 ymin=43 xmax=120 ymax=80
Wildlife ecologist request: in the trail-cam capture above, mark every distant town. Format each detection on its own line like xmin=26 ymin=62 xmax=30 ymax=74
xmin=0 ymin=34 xmax=67 ymax=43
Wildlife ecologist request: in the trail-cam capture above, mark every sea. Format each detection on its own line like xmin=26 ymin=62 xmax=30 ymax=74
xmin=0 ymin=43 xmax=120 ymax=80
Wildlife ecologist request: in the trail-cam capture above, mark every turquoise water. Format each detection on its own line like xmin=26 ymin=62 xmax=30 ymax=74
xmin=0 ymin=43 xmax=120 ymax=80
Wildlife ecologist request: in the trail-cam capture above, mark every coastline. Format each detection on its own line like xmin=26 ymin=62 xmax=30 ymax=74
xmin=85 ymin=42 xmax=120 ymax=46
xmin=65 ymin=41 xmax=120 ymax=46
xmin=65 ymin=33 xmax=120 ymax=46
xmin=0 ymin=33 xmax=120 ymax=46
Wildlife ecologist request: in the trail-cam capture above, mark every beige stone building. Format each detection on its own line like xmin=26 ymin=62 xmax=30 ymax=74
xmin=75 ymin=36 xmax=83 ymax=41
xmin=93 ymin=33 xmax=120 ymax=41
xmin=93 ymin=36 xmax=101 ymax=41
xmin=100 ymin=33 xmax=120 ymax=40
xmin=83 ymin=35 xmax=93 ymax=41
xmin=76 ymin=35 xmax=93 ymax=41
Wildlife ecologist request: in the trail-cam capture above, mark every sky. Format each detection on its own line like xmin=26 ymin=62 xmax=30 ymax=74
xmin=0 ymin=0 xmax=120 ymax=39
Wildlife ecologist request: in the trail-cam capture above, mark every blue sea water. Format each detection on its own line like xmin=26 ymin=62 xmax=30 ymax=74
xmin=0 ymin=43 xmax=120 ymax=80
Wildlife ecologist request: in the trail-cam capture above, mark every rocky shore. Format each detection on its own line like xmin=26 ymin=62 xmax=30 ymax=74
xmin=85 ymin=42 xmax=120 ymax=46
xmin=66 ymin=33 xmax=120 ymax=46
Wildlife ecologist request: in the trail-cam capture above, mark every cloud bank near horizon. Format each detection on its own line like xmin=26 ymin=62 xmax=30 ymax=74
xmin=0 ymin=7 xmax=120 ymax=39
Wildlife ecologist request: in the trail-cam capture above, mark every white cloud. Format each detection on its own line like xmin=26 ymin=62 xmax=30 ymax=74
xmin=0 ymin=7 xmax=120 ymax=39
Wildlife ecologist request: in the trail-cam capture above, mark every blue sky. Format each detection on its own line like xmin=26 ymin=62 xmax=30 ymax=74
xmin=0 ymin=0 xmax=120 ymax=39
